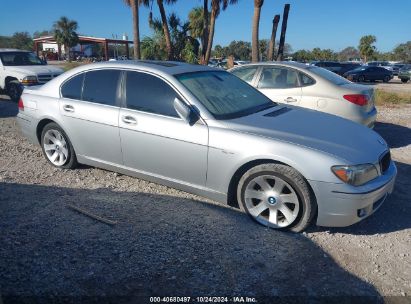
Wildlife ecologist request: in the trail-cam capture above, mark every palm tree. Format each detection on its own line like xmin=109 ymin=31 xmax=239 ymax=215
xmin=124 ymin=0 xmax=149 ymax=59
xmin=156 ymin=0 xmax=177 ymax=60
xmin=201 ymin=0 xmax=209 ymax=64
xmin=251 ymin=0 xmax=264 ymax=62
xmin=53 ymin=16 xmax=79 ymax=61
xmin=204 ymin=0 xmax=238 ymax=64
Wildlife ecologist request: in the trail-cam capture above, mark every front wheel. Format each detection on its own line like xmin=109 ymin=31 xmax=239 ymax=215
xmin=401 ymin=78 xmax=409 ymax=83
xmin=358 ymin=75 xmax=366 ymax=82
xmin=383 ymin=75 xmax=390 ymax=83
xmin=237 ymin=164 xmax=316 ymax=232
xmin=41 ymin=123 xmax=78 ymax=169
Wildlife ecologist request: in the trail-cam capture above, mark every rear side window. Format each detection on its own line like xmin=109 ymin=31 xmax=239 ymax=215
xmin=61 ymin=73 xmax=84 ymax=100
xmin=82 ymin=70 xmax=120 ymax=106
xmin=258 ymin=67 xmax=299 ymax=89
xmin=125 ymin=71 xmax=179 ymax=117
xmin=231 ymin=66 xmax=259 ymax=84
xmin=299 ymin=73 xmax=315 ymax=86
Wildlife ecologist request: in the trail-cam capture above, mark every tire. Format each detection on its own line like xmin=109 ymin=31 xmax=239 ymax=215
xmin=401 ymin=78 xmax=409 ymax=83
xmin=40 ymin=123 xmax=78 ymax=169
xmin=6 ymin=81 xmax=22 ymax=102
xmin=237 ymin=163 xmax=316 ymax=232
xmin=383 ymin=75 xmax=390 ymax=83
xmin=358 ymin=75 xmax=365 ymax=83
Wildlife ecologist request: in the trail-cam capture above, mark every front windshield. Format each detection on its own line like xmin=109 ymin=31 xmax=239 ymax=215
xmin=0 ymin=52 xmax=44 ymax=66
xmin=307 ymin=66 xmax=351 ymax=85
xmin=176 ymin=71 xmax=276 ymax=120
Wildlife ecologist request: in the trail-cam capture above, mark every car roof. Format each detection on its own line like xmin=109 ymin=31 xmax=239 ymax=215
xmin=71 ymin=60 xmax=219 ymax=76
xmin=0 ymin=48 xmax=31 ymax=53
xmin=228 ymin=61 xmax=311 ymax=71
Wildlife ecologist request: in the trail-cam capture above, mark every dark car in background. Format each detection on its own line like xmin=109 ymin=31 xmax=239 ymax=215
xmin=343 ymin=66 xmax=393 ymax=83
xmin=338 ymin=62 xmax=362 ymax=76
xmin=392 ymin=63 xmax=404 ymax=76
xmin=311 ymin=61 xmax=342 ymax=74
xmin=398 ymin=64 xmax=411 ymax=83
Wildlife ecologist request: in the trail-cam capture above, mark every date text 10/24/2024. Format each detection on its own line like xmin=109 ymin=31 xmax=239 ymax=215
xmin=149 ymin=297 xmax=257 ymax=303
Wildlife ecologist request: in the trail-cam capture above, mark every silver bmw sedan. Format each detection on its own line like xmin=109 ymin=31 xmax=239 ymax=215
xmin=17 ymin=61 xmax=396 ymax=232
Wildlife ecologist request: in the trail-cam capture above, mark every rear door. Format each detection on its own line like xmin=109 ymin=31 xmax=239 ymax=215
xmin=59 ymin=69 xmax=123 ymax=164
xmin=256 ymin=66 xmax=302 ymax=105
xmin=118 ymin=70 xmax=208 ymax=187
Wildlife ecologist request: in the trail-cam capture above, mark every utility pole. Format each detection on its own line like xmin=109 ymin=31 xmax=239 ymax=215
xmin=277 ymin=4 xmax=290 ymax=61
xmin=268 ymin=14 xmax=280 ymax=61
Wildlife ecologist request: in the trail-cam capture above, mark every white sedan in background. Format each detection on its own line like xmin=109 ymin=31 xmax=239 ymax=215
xmin=229 ymin=62 xmax=377 ymax=127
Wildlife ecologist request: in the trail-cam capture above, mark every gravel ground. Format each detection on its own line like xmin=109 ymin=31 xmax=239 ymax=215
xmin=0 ymin=96 xmax=410 ymax=303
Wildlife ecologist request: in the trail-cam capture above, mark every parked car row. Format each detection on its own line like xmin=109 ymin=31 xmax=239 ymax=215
xmin=16 ymin=60 xmax=396 ymax=232
xmin=311 ymin=60 xmax=396 ymax=82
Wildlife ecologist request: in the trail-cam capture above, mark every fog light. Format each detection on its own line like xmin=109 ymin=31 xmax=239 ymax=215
xmin=357 ymin=208 xmax=367 ymax=218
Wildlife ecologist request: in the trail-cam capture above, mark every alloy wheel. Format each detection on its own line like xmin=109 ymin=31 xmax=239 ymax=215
xmin=244 ymin=174 xmax=300 ymax=228
xmin=43 ymin=129 xmax=69 ymax=166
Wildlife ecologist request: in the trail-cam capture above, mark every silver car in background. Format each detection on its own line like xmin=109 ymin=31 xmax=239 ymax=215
xmin=17 ymin=61 xmax=396 ymax=232
xmin=229 ymin=62 xmax=377 ymax=127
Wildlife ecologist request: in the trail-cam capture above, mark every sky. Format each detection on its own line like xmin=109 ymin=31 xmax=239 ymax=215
xmin=1 ymin=0 xmax=410 ymax=52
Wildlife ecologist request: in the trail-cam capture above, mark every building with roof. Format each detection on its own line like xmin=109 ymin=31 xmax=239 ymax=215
xmin=33 ymin=35 xmax=133 ymax=60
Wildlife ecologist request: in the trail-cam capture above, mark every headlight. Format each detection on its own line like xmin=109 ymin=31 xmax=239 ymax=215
xmin=21 ymin=76 xmax=38 ymax=85
xmin=331 ymin=164 xmax=379 ymax=186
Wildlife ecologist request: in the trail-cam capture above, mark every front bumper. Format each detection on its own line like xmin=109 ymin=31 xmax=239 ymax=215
xmin=309 ymin=161 xmax=397 ymax=227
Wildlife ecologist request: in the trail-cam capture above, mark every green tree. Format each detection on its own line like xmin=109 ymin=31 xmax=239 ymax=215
xmin=53 ymin=16 xmax=79 ymax=61
xmin=224 ymin=40 xmax=252 ymax=60
xmin=359 ymin=35 xmax=376 ymax=62
xmin=156 ymin=0 xmax=177 ymax=60
xmin=213 ymin=44 xmax=224 ymax=58
xmin=205 ymin=0 xmax=238 ymax=64
xmin=188 ymin=7 xmax=204 ymax=40
xmin=124 ymin=0 xmax=149 ymax=59
xmin=292 ymin=49 xmax=313 ymax=62
xmin=393 ymin=41 xmax=411 ymax=62
xmin=10 ymin=32 xmax=33 ymax=50
xmin=33 ymin=30 xmax=53 ymax=39
xmin=338 ymin=46 xmax=359 ymax=61
xmin=252 ymin=0 xmax=264 ymax=62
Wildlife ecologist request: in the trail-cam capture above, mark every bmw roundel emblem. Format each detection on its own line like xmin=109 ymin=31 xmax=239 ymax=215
xmin=268 ymin=197 xmax=277 ymax=205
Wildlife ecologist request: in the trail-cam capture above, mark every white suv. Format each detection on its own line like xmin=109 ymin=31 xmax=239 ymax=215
xmin=0 ymin=49 xmax=63 ymax=102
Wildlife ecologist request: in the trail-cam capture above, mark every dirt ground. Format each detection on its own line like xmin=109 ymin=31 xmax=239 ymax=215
xmin=0 ymin=95 xmax=410 ymax=303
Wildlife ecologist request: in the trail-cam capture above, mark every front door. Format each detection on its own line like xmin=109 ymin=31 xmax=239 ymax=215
xmin=119 ymin=70 xmax=208 ymax=187
xmin=256 ymin=66 xmax=302 ymax=106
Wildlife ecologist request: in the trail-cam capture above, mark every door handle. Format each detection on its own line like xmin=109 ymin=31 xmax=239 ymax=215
xmin=284 ymin=97 xmax=297 ymax=103
xmin=122 ymin=115 xmax=137 ymax=125
xmin=63 ymin=104 xmax=75 ymax=112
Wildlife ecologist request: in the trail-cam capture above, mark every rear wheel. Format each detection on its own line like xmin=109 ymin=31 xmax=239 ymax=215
xmin=401 ymin=78 xmax=409 ymax=83
xmin=358 ymin=75 xmax=365 ymax=82
xmin=237 ymin=163 xmax=316 ymax=232
xmin=6 ymin=81 xmax=22 ymax=102
xmin=41 ymin=123 xmax=78 ymax=169
xmin=383 ymin=75 xmax=390 ymax=83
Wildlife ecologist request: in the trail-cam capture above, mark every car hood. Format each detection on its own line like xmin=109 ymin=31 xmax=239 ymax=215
xmin=222 ymin=106 xmax=388 ymax=164
xmin=7 ymin=65 xmax=63 ymax=75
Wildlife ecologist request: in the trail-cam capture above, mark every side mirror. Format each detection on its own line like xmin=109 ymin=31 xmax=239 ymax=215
xmin=173 ymin=98 xmax=198 ymax=125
